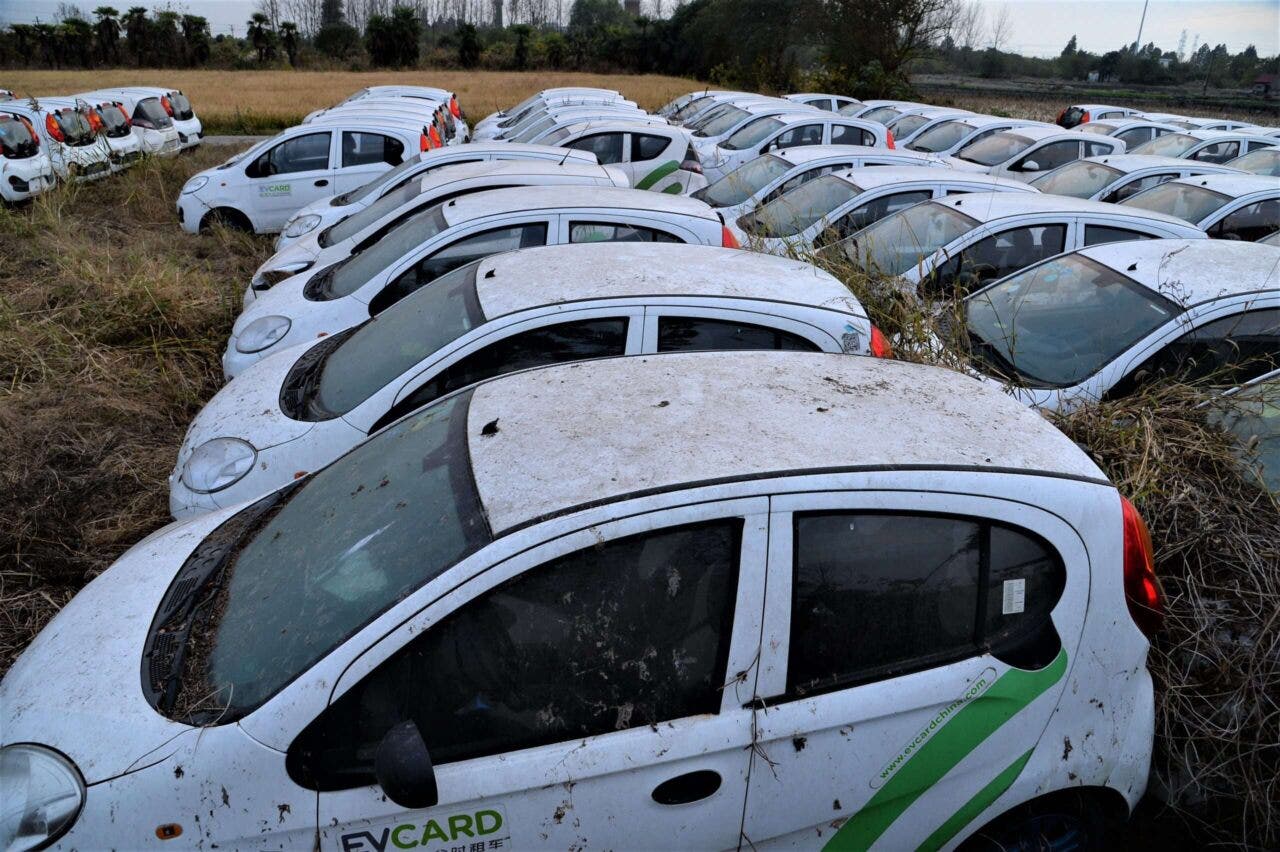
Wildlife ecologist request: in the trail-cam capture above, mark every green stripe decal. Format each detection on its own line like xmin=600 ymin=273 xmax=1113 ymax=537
xmin=822 ymin=650 xmax=1067 ymax=852
xmin=661 ymin=183 xmax=683 ymax=194
xmin=918 ymin=749 xmax=1034 ymax=851
xmin=635 ymin=159 xmax=679 ymax=190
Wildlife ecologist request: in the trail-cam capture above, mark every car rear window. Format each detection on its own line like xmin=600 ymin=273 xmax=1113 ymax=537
xmin=1130 ymin=133 xmax=1200 ymax=158
xmin=168 ymin=91 xmax=193 ymax=120
xmin=1030 ymin=160 xmax=1123 ymax=198
xmin=741 ymin=174 xmax=862 ymax=238
xmin=0 ymin=113 xmax=39 ymax=158
xmin=1119 ymin=181 xmax=1232 ymax=224
xmin=695 ymin=154 xmax=792 ymax=207
xmin=957 ymin=132 xmax=1035 ymax=166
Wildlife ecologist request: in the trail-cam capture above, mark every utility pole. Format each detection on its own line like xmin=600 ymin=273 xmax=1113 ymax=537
xmin=1131 ymin=0 xmax=1149 ymax=52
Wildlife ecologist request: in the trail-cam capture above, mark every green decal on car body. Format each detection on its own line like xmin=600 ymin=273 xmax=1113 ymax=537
xmin=918 ymin=748 xmax=1034 ymax=850
xmin=662 ymin=183 xmax=684 ymax=194
xmin=635 ymin=160 xmax=680 ymax=190
xmin=822 ymin=649 xmax=1067 ymax=852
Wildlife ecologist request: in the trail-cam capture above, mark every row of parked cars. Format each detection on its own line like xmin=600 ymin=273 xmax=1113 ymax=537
xmin=2 ymin=84 xmax=1277 ymax=852
xmin=0 ymin=86 xmax=203 ymax=201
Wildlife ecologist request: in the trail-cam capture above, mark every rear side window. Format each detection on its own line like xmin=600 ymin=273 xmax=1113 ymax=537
xmin=631 ymin=133 xmax=669 ymax=161
xmin=1016 ymin=141 xmax=1079 ymax=173
xmin=830 ymin=124 xmax=873 ymax=146
xmin=289 ymin=520 xmax=741 ymax=789
xmin=1191 ymin=141 xmax=1240 ymax=164
xmin=787 ymin=512 xmax=1065 ymax=698
xmin=342 ymin=132 xmax=404 ymax=168
xmin=568 ymin=132 xmax=624 ymax=165
xmin=657 ymin=317 xmax=820 ymax=353
xmin=773 ymin=123 xmax=824 ymax=149
xmin=247 ymin=131 xmax=331 ymax=177
xmin=1083 ymin=225 xmax=1156 ymax=246
xmin=1208 ymin=199 xmax=1279 ymax=242
xmin=1113 ymin=309 xmax=1280 ymax=395
xmin=569 ymin=222 xmax=682 ymax=243
xmin=1085 ymin=141 xmax=1116 ymax=157
xmin=1102 ymin=173 xmax=1178 ymax=204
xmin=928 ymin=224 xmax=1067 ymax=296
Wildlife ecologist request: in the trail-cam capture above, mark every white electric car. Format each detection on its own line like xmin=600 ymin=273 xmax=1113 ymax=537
xmin=305 ymin=99 xmax=454 ymax=149
xmin=1160 ymin=116 xmax=1262 ymax=132
xmin=688 ymin=100 xmax=818 ymax=152
xmin=736 ymin=167 xmax=1037 ymax=255
xmin=905 ymin=115 xmax=1049 ymax=156
xmin=38 ymin=96 xmax=142 ymax=173
xmin=174 ymin=243 xmax=882 ymax=516
xmin=1225 ymin=146 xmax=1280 ymax=176
xmin=544 ymin=121 xmax=705 ymax=194
xmin=1029 ymin=154 xmax=1243 ymax=203
xmin=841 ymin=100 xmax=928 ymax=122
xmin=0 ymin=99 xmax=111 ymax=182
xmin=1119 ymin=173 xmax=1280 ymax=240
xmin=1056 ymin=104 xmax=1139 ymax=128
xmin=696 ymin=111 xmax=890 ymax=183
xmin=80 ymin=88 xmax=181 ymax=155
xmin=832 ymin=192 xmax=1206 ymax=298
xmin=472 ymin=96 xmax=639 ymax=141
xmin=0 ymin=348 xmax=1162 ymax=852
xmin=113 ymin=86 xmax=203 ymax=148
xmin=224 ymin=186 xmax=737 ymax=376
xmin=253 ymin=160 xmax=629 ymax=290
xmin=784 ymin=92 xmax=864 ymax=113
xmin=475 ymin=87 xmax=622 ymax=132
xmin=176 ymin=120 xmax=425 ymax=234
xmin=0 ymin=110 xmax=55 ymax=202
xmin=886 ymin=107 xmax=974 ymax=147
xmin=503 ymin=109 xmax=662 ymax=146
xmin=326 ymin=85 xmax=467 ymax=139
xmin=275 ymin=142 xmax=602 ymax=250
xmin=960 ymin=239 xmax=1280 ymax=410
xmin=948 ymin=126 xmax=1126 ymax=182
xmin=692 ymin=144 xmax=950 ymax=223
xmin=1076 ymin=118 xmax=1182 ymax=149
xmin=486 ymin=102 xmax=648 ymax=142
xmin=1129 ymin=129 xmax=1278 ymax=164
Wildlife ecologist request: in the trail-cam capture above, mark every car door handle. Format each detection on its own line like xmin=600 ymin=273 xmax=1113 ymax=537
xmin=314 ymin=179 xmax=329 ymax=187
xmin=651 ymin=770 xmax=722 ymax=805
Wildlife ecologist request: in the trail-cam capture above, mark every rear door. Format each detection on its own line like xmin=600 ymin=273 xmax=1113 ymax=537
xmin=741 ymin=489 xmax=1088 ymax=849
xmin=630 ymin=131 xmax=686 ymax=193
xmin=333 ymin=129 xmax=408 ymax=195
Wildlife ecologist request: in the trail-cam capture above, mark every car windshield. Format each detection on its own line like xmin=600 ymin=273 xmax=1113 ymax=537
xmin=169 ymin=91 xmax=193 ymax=120
xmin=966 ymin=254 xmax=1180 ymax=388
xmin=722 ymin=117 xmax=785 ymax=151
xmin=498 ymin=104 xmax=540 ymax=128
xmin=686 ymin=103 xmax=735 ymax=131
xmin=695 ymin=106 xmax=749 ymax=137
xmin=321 ymin=179 xmax=424 ymax=247
xmin=742 ymin=175 xmax=861 ymax=238
xmin=957 ymin=132 xmax=1034 ymax=166
xmin=334 ymin=155 xmax=424 ymax=206
xmin=95 ymin=103 xmax=130 ymax=134
xmin=1030 ymin=160 xmax=1123 ymax=198
xmin=1119 ymin=181 xmax=1231 ymax=224
xmin=312 ymin=262 xmax=484 ymax=415
xmin=1207 ymin=376 xmax=1280 ymax=493
xmin=842 ymin=200 xmax=978 ymax=277
xmin=322 ymin=204 xmax=450 ymax=299
xmin=908 ymin=120 xmax=976 ymax=153
xmin=1225 ymin=148 xmax=1280 ymax=176
xmin=135 ymin=97 xmax=173 ymax=128
xmin=512 ymin=116 xmax=555 ymax=143
xmin=191 ymin=390 xmax=492 ymax=718
xmin=694 ymin=154 xmax=793 ymax=206
xmin=1130 ymin=133 xmax=1200 ymax=157
xmin=892 ymin=115 xmax=931 ymax=138
xmin=673 ymin=96 xmax=714 ymax=122
xmin=0 ymin=114 xmax=38 ymax=158
xmin=861 ymin=107 xmax=902 ymax=124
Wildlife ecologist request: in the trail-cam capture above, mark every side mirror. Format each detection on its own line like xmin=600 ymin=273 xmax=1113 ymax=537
xmin=375 ymin=720 xmax=438 ymax=809
xmin=1020 ymin=160 xmax=1041 ymax=172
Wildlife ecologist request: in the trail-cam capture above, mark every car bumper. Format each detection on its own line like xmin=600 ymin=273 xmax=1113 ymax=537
xmin=175 ymin=194 xmax=205 ymax=234
xmin=2 ymin=169 xmax=55 ymax=202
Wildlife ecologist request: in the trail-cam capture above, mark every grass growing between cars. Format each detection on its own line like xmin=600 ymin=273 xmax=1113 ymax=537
xmin=0 ymin=144 xmax=272 ymax=671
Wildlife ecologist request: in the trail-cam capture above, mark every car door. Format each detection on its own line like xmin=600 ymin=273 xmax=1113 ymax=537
xmin=741 ymin=490 xmax=1087 ymax=849
xmin=1190 ymin=140 xmax=1241 ymax=164
xmin=765 ymin=122 xmax=825 ymax=154
xmin=925 ymin=223 xmax=1068 ymax=296
xmin=630 ymin=131 xmax=684 ymax=192
xmin=304 ymin=500 xmax=770 ymax=852
xmin=333 ymin=129 xmax=407 ymax=195
xmin=243 ymin=129 xmax=336 ymax=230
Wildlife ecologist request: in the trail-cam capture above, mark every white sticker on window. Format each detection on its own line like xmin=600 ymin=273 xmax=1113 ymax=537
xmin=1002 ymin=578 xmax=1026 ymax=615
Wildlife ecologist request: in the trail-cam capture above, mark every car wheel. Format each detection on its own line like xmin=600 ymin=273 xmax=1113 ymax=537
xmin=201 ymin=207 xmax=252 ymax=233
xmin=959 ymin=792 xmax=1107 ymax=852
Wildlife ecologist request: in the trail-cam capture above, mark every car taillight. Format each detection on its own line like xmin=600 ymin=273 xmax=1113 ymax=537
xmin=429 ymin=126 xmax=442 ymax=148
xmin=721 ymin=226 xmax=740 ymax=249
xmin=44 ymin=113 xmax=64 ymax=142
xmin=420 ymin=132 xmax=431 ymax=151
xmin=886 ymin=129 xmax=895 ymax=149
xmin=1121 ymin=495 xmax=1163 ymax=637
xmin=87 ymin=110 xmax=104 ymax=133
xmin=869 ymin=325 xmax=893 ymax=358
xmin=116 ymin=103 xmax=131 ymax=127
xmin=161 ymin=95 xmax=174 ymax=116
xmin=1055 ymin=108 xmax=1067 ymax=126
xmin=1081 ymin=110 xmax=1091 ymax=125
xmin=450 ymin=97 xmax=461 ymax=119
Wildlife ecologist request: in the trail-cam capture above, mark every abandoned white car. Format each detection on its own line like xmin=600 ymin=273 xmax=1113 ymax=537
xmin=948 ymin=126 xmax=1126 ymax=182
xmin=1119 ymin=173 xmax=1280 ymax=240
xmin=904 ymin=114 xmax=1048 ymax=156
xmin=544 ymin=121 xmax=707 ymax=193
xmin=1128 ymin=129 xmax=1277 ymax=164
xmin=1029 ymin=154 xmax=1242 ymax=203
xmin=695 ymin=111 xmax=890 ymax=183
xmin=0 ymin=99 xmax=111 ymax=182
xmin=38 ymin=96 xmax=142 ymax=173
xmin=1075 ymin=118 xmax=1182 ymax=148
xmin=0 ymin=111 xmax=55 ymax=202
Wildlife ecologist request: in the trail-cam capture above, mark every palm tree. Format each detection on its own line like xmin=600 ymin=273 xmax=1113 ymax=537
xmin=93 ymin=6 xmax=120 ymax=64
xmin=122 ymin=6 xmax=149 ymax=66
xmin=246 ymin=12 xmax=276 ymax=63
xmin=278 ymin=21 xmax=299 ymax=66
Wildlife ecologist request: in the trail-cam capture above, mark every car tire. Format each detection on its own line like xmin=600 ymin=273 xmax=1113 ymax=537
xmin=959 ymin=791 xmax=1108 ymax=852
xmin=201 ymin=207 xmax=252 ymax=233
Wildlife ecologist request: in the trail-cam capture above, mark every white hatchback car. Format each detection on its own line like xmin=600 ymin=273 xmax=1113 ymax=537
xmin=275 ymin=142 xmax=601 ymax=250
xmin=115 ymin=86 xmax=203 ymax=148
xmin=737 ymin=167 xmax=1037 ymax=254
xmin=784 ymin=92 xmax=864 ymax=113
xmin=689 ymin=100 xmax=817 ymax=153
xmin=506 ymin=110 xmax=662 ymax=146
xmin=0 ymin=100 xmax=111 ymax=182
xmin=1029 ymin=154 xmax=1243 ymax=203
xmin=0 ymin=110 xmax=55 ymax=202
xmin=1076 ymin=118 xmax=1182 ymax=149
xmin=224 ymin=186 xmax=736 ymax=376
xmin=1119 ymin=173 xmax=1280 ymax=240
xmin=692 ymin=144 xmax=951 ymax=223
xmin=174 ymin=243 xmax=881 ymax=516
xmin=961 ymin=239 xmax=1280 ymax=410
xmin=1129 ymin=129 xmax=1278 ymax=164
xmin=177 ymin=121 xmax=424 ymax=234
xmin=38 ymin=95 xmax=143 ymax=173
xmin=543 ymin=121 xmax=705 ymax=194
xmin=472 ymin=96 xmax=639 ymax=141
xmin=1225 ymin=146 xmax=1280 ymax=176
xmin=476 ymin=87 xmax=622 ymax=132
xmin=253 ymin=160 xmax=629 ymax=290
xmin=833 ymin=191 xmax=1206 ymax=297
xmin=905 ymin=114 xmax=1049 ymax=156
xmin=948 ymin=126 xmax=1126 ymax=181
xmin=1 ymin=349 xmax=1162 ymax=852
xmin=80 ymin=88 xmax=182 ymax=155
xmin=697 ymin=111 xmax=889 ymax=183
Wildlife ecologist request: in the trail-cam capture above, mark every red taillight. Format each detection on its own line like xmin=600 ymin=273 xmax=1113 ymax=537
xmin=429 ymin=125 xmax=442 ymax=148
xmin=869 ymin=325 xmax=893 ymax=358
xmin=449 ymin=96 xmax=461 ymax=119
xmin=44 ymin=113 xmax=64 ymax=142
xmin=721 ymin=226 xmax=740 ymax=249
xmin=1121 ymin=495 xmax=1163 ymax=637
xmin=886 ymin=129 xmax=895 ymax=150
xmin=87 ymin=110 xmax=104 ymax=133
xmin=1081 ymin=110 xmax=1091 ymax=125
xmin=420 ymin=132 xmax=431 ymax=151
xmin=161 ymin=95 xmax=174 ymax=116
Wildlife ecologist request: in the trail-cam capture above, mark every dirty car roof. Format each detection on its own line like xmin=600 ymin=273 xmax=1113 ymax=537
xmin=1080 ymin=239 xmax=1280 ymax=306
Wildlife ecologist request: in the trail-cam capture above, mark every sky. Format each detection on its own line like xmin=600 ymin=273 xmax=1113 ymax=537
xmin=2 ymin=0 xmax=1278 ymax=58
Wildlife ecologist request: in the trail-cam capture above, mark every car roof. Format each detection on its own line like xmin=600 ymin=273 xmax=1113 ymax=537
xmin=948 ymin=115 xmax=1044 ymax=129
xmin=1082 ymin=153 xmax=1242 ymax=173
xmin=1081 ymin=118 xmax=1179 ymax=131
xmin=933 ymin=191 xmax=1198 ymax=227
xmin=432 ymin=141 xmax=597 ymax=158
xmin=1079 ymin=239 xmax=1280 ymax=305
xmin=1006 ymin=125 xmax=1099 ymax=142
xmin=775 ymin=144 xmax=942 ymax=164
xmin=1181 ymin=128 xmax=1275 ymax=142
xmin=413 ymin=159 xmax=612 ymax=190
xmin=464 ymin=350 xmax=1108 ymax=532
xmin=442 ymin=185 xmax=716 ymax=222
xmin=1074 ymin=103 xmax=1131 ymax=111
xmin=1161 ymin=172 xmax=1280 ymax=198
xmin=558 ymin=119 xmax=674 ymax=136
xmin=472 ymin=243 xmax=863 ymax=320
xmin=835 ymin=165 xmax=1035 ymax=192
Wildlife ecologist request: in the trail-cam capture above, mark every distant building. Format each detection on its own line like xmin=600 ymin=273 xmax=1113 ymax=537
xmin=1252 ymin=74 xmax=1277 ymax=97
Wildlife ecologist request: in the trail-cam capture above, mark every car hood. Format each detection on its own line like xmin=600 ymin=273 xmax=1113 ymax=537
xmin=0 ymin=509 xmax=232 ymax=783
xmin=254 ymin=238 xmax=323 ymax=280
xmin=232 ymin=271 xmax=316 ymax=337
xmin=936 ymin=156 xmax=991 ymax=172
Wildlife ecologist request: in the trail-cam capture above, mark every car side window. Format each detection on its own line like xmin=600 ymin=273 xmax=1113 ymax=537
xmin=1084 ymin=141 xmax=1116 ymax=157
xmin=928 ymin=224 xmax=1067 ymax=296
xmin=805 ymin=98 xmax=833 ymax=111
xmin=287 ymin=519 xmax=742 ymax=790
xmin=1191 ymin=141 xmax=1240 ymax=164
xmin=829 ymin=190 xmax=932 ymax=241
xmin=569 ymin=222 xmax=682 ymax=243
xmin=246 ymin=131 xmax=331 ymax=178
xmin=370 ymin=223 xmax=547 ymax=315
xmin=1102 ymin=172 xmax=1178 ymax=203
xmin=1014 ymin=141 xmax=1079 ymax=173
xmin=1116 ymin=127 xmax=1152 ymax=148
xmin=567 ymin=133 xmax=624 ymax=165
xmin=765 ymin=164 xmax=848 ymax=203
xmin=787 ymin=512 xmax=1065 ymax=698
xmin=829 ymin=124 xmax=873 ymax=146
xmin=1208 ymin=199 xmax=1280 ymax=242
xmin=657 ymin=316 xmax=821 ymax=353
xmin=342 ymin=132 xmax=405 ymax=168
xmin=631 ymin=133 xmax=668 ymax=161
xmin=1110 ymin=309 xmax=1280 ymax=397
xmin=1083 ymin=225 xmax=1156 ymax=246
xmin=772 ymin=124 xmax=824 ymax=150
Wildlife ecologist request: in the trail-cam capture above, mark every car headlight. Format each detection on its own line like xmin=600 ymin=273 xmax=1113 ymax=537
xmin=283 ymin=214 xmax=322 ymax=238
xmin=253 ymin=262 xmax=314 ymax=289
xmin=180 ymin=437 xmax=257 ymax=493
xmin=0 ymin=744 xmax=85 ymax=852
xmin=235 ymin=315 xmax=291 ymax=353
xmin=181 ymin=175 xmax=208 ymax=194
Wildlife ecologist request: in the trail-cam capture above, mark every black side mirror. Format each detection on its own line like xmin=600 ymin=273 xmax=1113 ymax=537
xmin=375 ymin=720 xmax=438 ymax=809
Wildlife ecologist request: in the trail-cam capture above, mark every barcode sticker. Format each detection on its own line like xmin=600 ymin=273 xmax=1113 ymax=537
xmin=1002 ymin=578 xmax=1026 ymax=615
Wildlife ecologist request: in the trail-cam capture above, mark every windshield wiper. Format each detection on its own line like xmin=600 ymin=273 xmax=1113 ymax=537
xmin=278 ymin=327 xmax=359 ymax=421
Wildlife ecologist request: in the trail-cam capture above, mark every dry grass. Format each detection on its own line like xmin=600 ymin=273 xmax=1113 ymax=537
xmin=1 ymin=69 xmax=705 ymax=133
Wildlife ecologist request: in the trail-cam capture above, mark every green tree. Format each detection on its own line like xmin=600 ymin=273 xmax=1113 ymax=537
xmin=59 ymin=16 xmax=95 ymax=66
xmin=33 ymin=22 xmax=58 ymax=67
xmin=365 ymin=6 xmax=418 ymax=67
xmin=320 ymin=0 xmax=344 ymax=26
xmin=93 ymin=6 xmax=120 ymax=63
xmin=151 ymin=9 xmax=182 ymax=65
xmin=512 ymin=24 xmax=530 ymax=70
xmin=456 ymin=22 xmax=480 ymax=68
xmin=279 ymin=21 xmax=299 ymax=65
xmin=180 ymin=14 xmax=210 ymax=65
xmin=1061 ymin=35 xmax=1077 ymax=57
xmin=246 ymin=12 xmax=276 ymax=62
xmin=122 ymin=6 xmax=149 ymax=65
xmin=316 ymin=21 xmax=359 ymax=59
